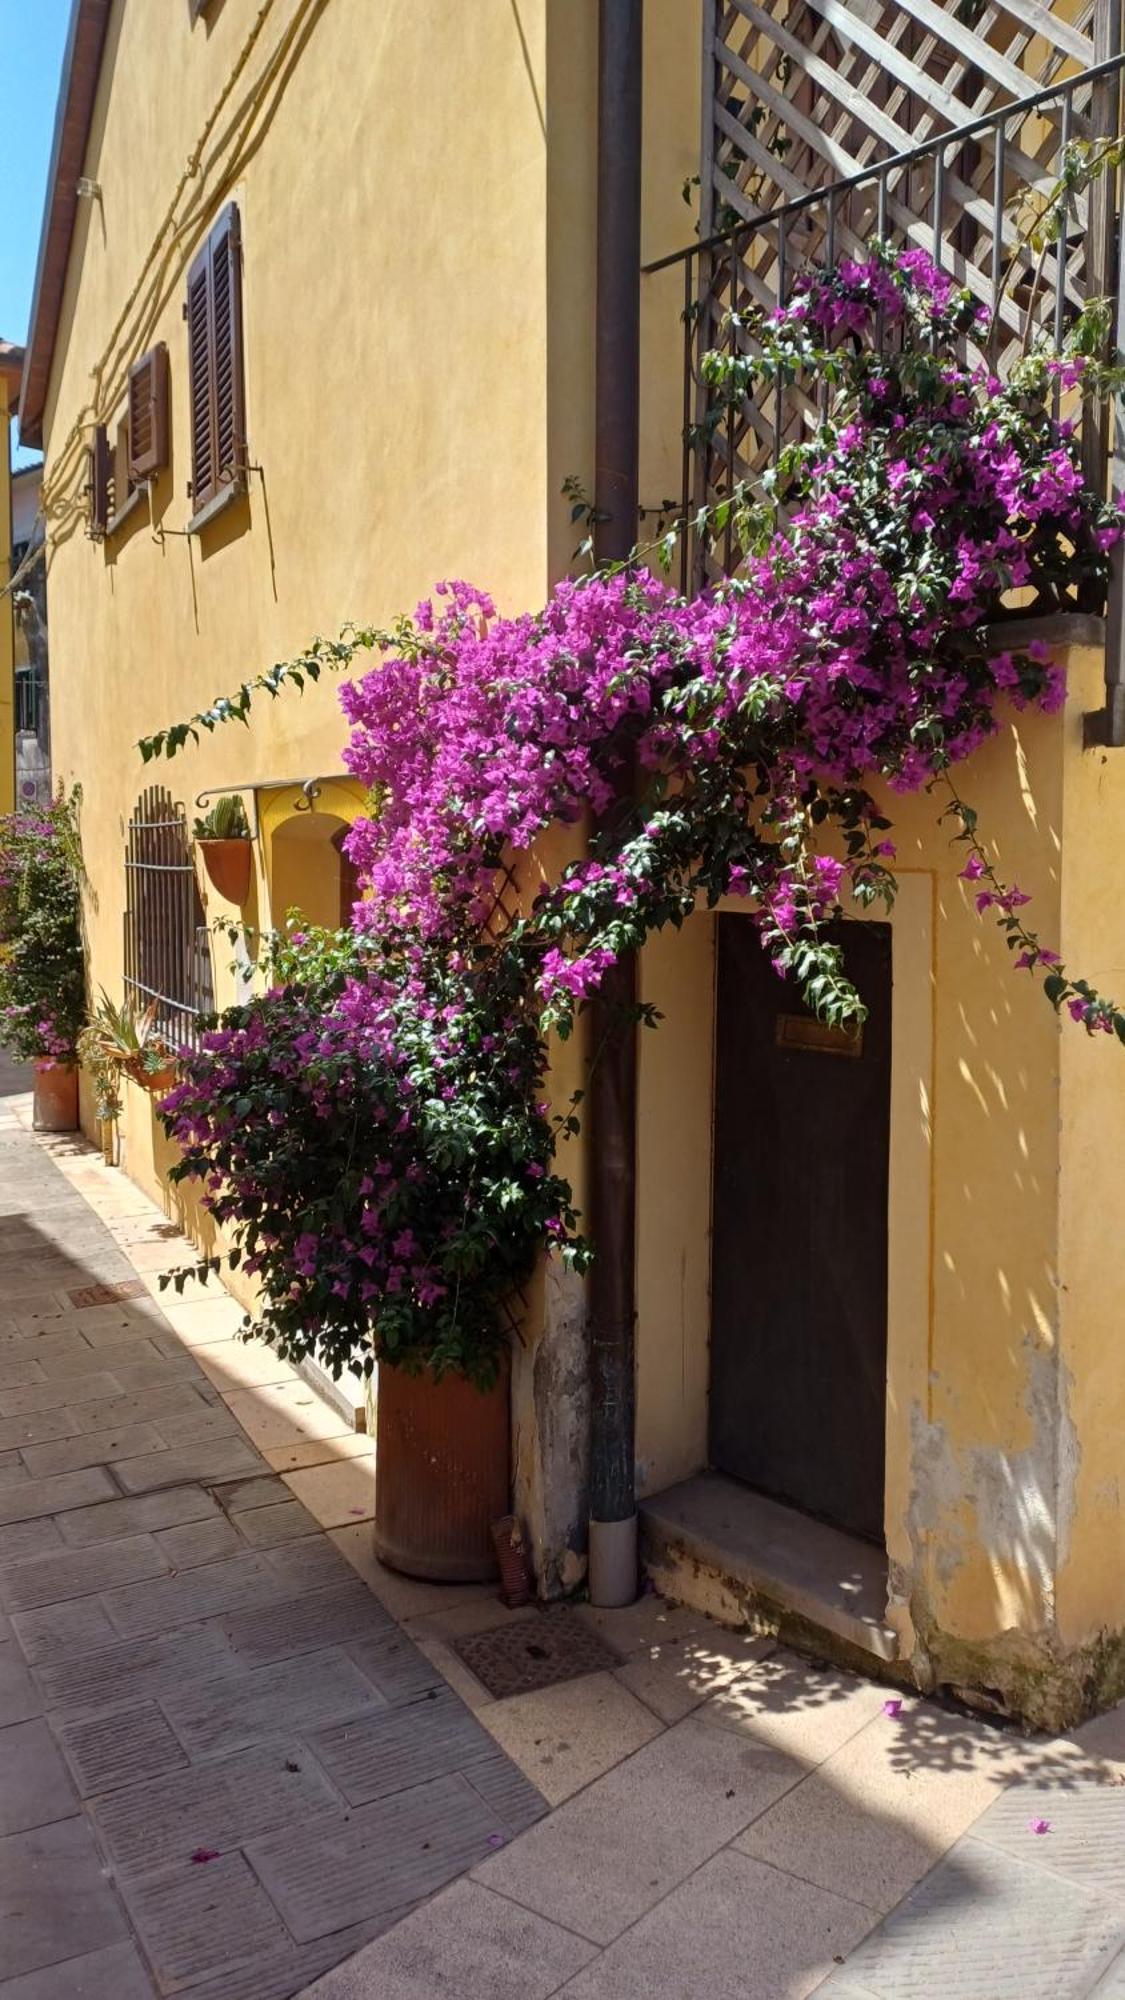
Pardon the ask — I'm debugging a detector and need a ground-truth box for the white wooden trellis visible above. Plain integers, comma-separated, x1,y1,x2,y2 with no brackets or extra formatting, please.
694,0,1121,582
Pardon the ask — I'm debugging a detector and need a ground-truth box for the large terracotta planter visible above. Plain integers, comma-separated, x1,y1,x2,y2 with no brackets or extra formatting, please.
197,837,252,904
33,1062,79,1132
374,1354,511,1582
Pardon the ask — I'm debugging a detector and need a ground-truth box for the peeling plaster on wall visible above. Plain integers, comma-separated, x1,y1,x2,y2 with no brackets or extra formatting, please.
512,1262,589,1597
907,1341,1080,1655
907,1399,967,1592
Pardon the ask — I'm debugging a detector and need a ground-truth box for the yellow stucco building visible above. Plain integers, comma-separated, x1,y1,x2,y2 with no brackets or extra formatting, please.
20,0,1125,1725
0,342,24,817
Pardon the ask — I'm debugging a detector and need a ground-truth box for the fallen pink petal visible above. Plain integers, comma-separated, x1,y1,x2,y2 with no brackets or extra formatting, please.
883,1698,903,1718
1029,1818,1051,1835
190,1848,221,1864
486,1833,507,1849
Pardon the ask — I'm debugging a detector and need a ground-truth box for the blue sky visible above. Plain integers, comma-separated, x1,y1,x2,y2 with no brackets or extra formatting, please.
1,0,70,468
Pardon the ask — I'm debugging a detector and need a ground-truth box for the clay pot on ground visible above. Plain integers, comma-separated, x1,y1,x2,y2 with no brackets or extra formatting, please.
196,837,252,904
33,1062,79,1132
373,1352,511,1582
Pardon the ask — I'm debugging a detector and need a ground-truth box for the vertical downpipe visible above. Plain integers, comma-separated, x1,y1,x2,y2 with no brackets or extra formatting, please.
587,0,643,1608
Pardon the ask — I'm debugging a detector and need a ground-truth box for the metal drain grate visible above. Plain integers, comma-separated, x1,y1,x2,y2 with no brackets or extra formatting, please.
453,1606,621,1699
67,1279,147,1308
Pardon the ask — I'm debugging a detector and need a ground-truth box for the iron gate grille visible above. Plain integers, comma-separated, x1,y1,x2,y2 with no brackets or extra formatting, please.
124,787,214,1049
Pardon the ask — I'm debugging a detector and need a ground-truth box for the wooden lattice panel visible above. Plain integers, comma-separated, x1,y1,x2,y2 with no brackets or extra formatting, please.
696,0,1118,580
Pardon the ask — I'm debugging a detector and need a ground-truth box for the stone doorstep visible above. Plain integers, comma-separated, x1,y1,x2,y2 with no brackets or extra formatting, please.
640,1472,899,1667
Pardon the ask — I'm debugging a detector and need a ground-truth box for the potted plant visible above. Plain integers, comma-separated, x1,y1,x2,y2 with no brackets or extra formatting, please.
0,792,85,1131
159,925,573,1582
193,794,253,903
78,993,178,1156
76,1010,124,1162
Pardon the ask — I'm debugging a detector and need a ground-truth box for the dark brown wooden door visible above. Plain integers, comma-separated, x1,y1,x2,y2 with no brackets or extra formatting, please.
709,916,892,1543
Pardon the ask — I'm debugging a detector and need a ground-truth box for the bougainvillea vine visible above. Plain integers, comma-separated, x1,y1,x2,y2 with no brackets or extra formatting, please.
157,247,1125,1377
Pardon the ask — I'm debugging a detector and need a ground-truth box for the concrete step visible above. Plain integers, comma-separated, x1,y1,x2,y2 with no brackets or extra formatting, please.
640,1472,899,1665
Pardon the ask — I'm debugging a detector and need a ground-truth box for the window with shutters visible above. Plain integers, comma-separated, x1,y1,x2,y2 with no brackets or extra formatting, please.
106,415,140,536
186,204,247,528
87,426,111,538
127,343,169,482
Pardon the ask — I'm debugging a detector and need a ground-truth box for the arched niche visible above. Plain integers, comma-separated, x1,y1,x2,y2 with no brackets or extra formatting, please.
269,809,359,930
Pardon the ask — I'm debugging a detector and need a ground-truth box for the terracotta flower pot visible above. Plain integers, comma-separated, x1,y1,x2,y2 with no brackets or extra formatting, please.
197,837,252,904
124,1057,177,1095
33,1062,79,1132
374,1353,511,1582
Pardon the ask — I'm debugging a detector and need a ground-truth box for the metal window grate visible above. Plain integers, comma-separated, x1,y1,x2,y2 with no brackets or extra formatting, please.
124,787,214,1049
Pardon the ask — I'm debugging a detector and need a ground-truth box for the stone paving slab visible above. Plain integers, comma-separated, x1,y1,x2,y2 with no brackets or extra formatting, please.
0,1816,130,1983
249,1773,515,1941
0,1717,79,1835
830,1837,1125,1997
0,1532,170,1612
118,1852,283,1990
57,1701,190,1797
0,1940,157,2000
0,1105,549,1999
11,1597,120,1666
309,1684,497,1805
55,1486,222,1546
91,1743,339,1880
163,1650,387,1758
36,1624,237,1714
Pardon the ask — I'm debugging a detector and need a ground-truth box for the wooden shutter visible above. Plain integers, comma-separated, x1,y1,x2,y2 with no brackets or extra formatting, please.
127,342,169,480
109,416,137,530
185,203,246,516
186,240,214,509
210,205,246,494
88,425,111,536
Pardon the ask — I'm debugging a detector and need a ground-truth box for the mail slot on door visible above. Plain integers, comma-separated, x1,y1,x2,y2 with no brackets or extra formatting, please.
775,1014,863,1058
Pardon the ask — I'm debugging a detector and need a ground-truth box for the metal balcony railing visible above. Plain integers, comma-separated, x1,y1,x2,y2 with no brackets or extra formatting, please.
644,50,1125,743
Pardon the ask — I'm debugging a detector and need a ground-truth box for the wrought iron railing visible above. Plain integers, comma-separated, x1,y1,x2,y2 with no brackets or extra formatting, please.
124,789,215,1050
644,51,1125,740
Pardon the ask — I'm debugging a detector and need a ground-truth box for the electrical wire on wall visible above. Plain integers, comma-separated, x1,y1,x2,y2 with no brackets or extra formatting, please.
17,0,330,592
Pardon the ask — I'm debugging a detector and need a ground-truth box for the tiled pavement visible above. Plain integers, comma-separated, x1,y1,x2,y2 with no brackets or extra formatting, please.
8,1061,1125,2000
0,1072,545,2000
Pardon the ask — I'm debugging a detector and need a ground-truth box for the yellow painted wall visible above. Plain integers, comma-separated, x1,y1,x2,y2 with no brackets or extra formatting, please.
0,404,15,817
39,0,698,1201
633,633,1125,1705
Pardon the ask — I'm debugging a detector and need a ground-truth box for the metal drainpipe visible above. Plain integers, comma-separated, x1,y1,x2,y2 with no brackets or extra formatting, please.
587,0,643,1609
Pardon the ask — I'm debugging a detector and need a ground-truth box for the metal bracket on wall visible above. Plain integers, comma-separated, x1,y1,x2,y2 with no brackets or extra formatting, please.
192,776,344,842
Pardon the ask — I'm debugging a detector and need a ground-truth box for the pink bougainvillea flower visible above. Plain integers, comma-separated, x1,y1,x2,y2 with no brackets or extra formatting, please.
190,1848,221,1864
882,1698,903,1718
1029,1817,1051,1835
960,854,987,881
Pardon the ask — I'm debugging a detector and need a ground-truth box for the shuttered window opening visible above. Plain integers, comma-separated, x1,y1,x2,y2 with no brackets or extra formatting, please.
88,425,111,538
106,415,142,536
127,343,169,481
124,789,215,1051
186,203,247,523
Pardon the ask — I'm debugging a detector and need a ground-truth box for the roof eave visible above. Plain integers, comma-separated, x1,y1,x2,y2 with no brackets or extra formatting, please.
18,0,113,451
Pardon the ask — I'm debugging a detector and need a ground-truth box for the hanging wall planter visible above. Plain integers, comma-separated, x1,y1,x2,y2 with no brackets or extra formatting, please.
373,1352,511,1582
193,795,253,905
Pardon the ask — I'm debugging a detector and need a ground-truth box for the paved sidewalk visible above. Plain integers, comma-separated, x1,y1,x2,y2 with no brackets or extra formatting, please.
304,1587,1125,2000
0,1079,545,1999
7,1070,1125,1999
